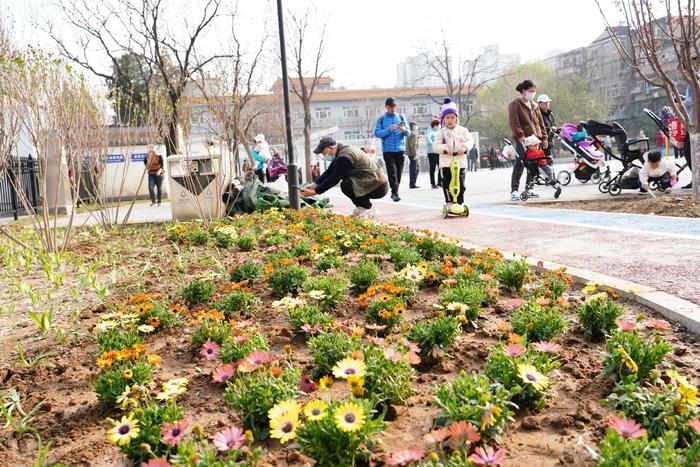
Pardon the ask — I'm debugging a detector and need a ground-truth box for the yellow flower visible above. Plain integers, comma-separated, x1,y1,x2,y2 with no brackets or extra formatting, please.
146,354,162,367
668,370,698,407
347,375,365,397
107,414,140,446
332,357,367,379
96,354,114,369
303,400,328,421
334,402,366,432
616,347,639,373
269,412,299,444
268,399,302,421
122,369,133,380
319,375,334,391
517,364,550,391
480,404,502,431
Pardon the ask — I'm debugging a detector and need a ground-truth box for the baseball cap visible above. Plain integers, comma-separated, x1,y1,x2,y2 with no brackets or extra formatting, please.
313,136,336,154
537,95,552,103
385,97,397,106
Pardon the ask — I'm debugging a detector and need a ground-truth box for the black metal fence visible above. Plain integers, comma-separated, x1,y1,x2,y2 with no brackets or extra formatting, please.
0,155,41,220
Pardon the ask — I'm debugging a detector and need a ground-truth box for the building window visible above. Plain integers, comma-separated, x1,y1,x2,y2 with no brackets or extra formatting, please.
315,107,331,119
413,103,428,115
344,130,362,140
466,102,474,113
343,107,359,118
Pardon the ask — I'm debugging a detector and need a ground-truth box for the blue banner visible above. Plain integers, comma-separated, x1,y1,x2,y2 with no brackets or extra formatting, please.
107,154,125,164
131,153,147,162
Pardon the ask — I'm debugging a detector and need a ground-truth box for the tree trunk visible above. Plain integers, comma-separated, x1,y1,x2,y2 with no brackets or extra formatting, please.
166,120,178,155
303,109,312,184
690,131,700,202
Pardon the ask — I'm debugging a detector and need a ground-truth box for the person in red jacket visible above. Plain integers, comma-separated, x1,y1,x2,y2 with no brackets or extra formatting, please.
523,135,561,198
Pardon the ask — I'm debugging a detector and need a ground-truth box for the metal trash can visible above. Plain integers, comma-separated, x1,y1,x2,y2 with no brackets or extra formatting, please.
167,154,225,221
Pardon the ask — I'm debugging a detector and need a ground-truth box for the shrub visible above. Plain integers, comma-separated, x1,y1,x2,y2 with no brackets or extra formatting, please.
439,283,489,325
349,260,380,292
117,401,183,462
190,320,233,349
415,236,460,261
291,240,312,259
180,280,216,306
365,296,406,335
511,299,568,343
303,276,349,311
603,330,672,382
96,329,145,354
214,290,260,318
433,371,515,441
210,230,235,248
362,344,415,408
141,302,183,330
597,430,699,467
316,254,343,272
406,316,460,359
94,361,154,406
220,332,269,363
268,265,308,298
235,233,258,252
483,343,559,409
495,258,530,291
389,247,422,271
295,398,386,466
184,230,210,245
223,366,300,438
229,260,263,283
385,277,420,302
287,304,334,334
309,331,363,378
578,296,624,341
603,380,700,448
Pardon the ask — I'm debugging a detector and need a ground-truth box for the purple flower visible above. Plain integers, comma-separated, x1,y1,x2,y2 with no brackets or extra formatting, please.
299,374,317,393
199,340,221,361
609,417,647,439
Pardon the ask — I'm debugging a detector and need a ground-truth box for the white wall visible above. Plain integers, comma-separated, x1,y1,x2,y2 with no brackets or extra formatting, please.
102,144,168,200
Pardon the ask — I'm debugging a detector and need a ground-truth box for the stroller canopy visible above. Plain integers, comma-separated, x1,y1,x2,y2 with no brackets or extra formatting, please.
585,120,627,138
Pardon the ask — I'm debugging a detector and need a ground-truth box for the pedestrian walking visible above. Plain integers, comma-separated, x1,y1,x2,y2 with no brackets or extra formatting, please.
374,97,410,201
508,79,548,201
487,145,498,169
252,134,271,183
680,54,699,189
425,118,441,188
406,122,420,188
537,95,557,158
468,145,478,171
143,147,164,206
603,135,613,161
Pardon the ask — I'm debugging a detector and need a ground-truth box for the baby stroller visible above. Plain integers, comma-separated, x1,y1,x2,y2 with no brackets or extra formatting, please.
503,138,562,201
582,119,648,196
643,107,689,179
554,123,607,186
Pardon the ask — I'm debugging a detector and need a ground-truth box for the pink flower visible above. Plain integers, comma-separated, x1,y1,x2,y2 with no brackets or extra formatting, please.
364,323,387,331
199,340,221,360
213,426,246,452
687,418,700,436
609,417,647,439
448,421,480,450
299,374,317,393
615,320,637,332
504,343,526,358
301,323,322,334
506,298,526,309
423,427,450,444
646,318,671,330
142,460,171,467
532,341,562,353
468,446,507,466
211,364,235,384
237,351,276,373
252,258,263,264
384,348,403,362
388,447,426,466
403,351,421,365
366,335,385,345
160,420,188,446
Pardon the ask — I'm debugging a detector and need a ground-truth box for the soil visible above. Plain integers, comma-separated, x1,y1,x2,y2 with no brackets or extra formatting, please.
533,193,700,218
0,223,698,466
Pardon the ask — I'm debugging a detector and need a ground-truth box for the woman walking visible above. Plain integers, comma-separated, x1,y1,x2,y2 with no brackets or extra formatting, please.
508,79,548,200
425,118,441,188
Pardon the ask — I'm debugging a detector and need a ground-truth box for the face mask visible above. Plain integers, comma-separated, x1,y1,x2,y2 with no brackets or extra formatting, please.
323,155,334,162
526,92,536,101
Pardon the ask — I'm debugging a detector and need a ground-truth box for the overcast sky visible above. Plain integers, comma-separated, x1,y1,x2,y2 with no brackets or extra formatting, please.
3,0,625,90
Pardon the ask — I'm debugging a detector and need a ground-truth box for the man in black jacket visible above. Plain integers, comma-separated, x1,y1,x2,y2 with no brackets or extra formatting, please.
537,95,557,157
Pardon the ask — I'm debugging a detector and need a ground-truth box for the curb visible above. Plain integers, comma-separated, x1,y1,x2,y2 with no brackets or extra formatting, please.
455,240,700,334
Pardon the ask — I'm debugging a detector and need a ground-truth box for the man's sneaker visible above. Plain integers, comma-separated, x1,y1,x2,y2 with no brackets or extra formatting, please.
348,207,368,217
528,191,540,198
682,183,692,189
360,207,378,219
510,191,519,201
410,185,420,189
391,193,401,202
664,187,672,194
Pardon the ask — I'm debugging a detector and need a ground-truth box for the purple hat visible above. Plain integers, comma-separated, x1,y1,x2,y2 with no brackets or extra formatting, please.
440,97,459,123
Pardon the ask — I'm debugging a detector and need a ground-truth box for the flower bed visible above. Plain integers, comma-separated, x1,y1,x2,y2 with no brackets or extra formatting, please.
0,209,698,466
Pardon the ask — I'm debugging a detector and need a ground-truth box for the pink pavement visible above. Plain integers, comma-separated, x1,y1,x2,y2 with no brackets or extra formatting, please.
327,195,700,306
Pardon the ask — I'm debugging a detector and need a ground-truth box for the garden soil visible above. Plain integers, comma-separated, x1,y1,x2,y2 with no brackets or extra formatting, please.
534,193,700,217
0,226,698,466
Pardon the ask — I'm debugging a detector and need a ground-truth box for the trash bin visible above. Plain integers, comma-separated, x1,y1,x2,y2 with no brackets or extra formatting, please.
167,154,225,220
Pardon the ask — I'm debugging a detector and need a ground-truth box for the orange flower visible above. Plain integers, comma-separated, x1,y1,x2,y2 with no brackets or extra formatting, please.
127,294,151,305
351,350,365,361
508,333,524,345
96,354,114,369
497,320,512,332
132,343,147,355
134,303,154,317
392,303,405,315
270,366,282,378
146,354,162,367
378,309,392,320
116,349,137,361
147,316,161,328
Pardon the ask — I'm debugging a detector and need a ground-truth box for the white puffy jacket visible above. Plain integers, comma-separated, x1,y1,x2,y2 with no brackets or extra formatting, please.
432,125,475,169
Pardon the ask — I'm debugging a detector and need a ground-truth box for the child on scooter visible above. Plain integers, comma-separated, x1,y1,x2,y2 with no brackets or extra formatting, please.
432,97,474,212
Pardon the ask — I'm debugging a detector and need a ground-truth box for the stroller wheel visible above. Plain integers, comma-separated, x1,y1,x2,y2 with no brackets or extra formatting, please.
591,172,601,184
599,181,610,194
608,183,622,196
557,170,572,186
520,192,530,201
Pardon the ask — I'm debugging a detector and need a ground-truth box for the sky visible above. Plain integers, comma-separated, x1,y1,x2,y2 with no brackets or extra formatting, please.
2,0,626,91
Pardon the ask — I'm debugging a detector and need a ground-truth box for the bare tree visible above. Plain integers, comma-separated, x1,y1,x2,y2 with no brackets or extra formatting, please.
596,1,700,200
47,0,232,155
286,2,330,182
420,35,510,126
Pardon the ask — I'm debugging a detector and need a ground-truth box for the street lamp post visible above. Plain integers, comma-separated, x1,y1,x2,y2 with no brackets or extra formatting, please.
276,0,301,210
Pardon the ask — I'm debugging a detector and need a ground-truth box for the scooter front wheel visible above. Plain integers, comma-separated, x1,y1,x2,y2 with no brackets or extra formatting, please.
441,207,448,219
